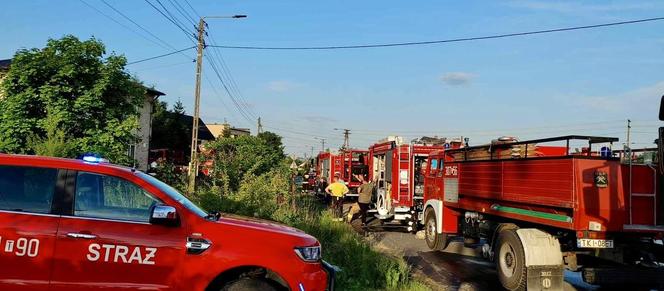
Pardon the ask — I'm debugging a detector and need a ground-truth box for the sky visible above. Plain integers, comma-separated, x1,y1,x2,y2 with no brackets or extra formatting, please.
2,0,664,155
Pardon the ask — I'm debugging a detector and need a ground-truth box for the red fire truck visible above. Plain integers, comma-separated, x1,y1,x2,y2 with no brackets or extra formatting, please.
367,136,447,228
316,149,368,194
421,135,664,290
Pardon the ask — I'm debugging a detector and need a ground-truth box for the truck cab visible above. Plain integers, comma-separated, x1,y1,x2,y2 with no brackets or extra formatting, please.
0,154,334,291
367,136,446,228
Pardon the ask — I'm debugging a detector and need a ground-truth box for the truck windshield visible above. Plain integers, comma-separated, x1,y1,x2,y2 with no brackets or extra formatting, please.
138,172,208,218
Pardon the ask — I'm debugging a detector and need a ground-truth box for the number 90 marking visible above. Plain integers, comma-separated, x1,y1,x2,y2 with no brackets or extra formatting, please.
15,238,39,257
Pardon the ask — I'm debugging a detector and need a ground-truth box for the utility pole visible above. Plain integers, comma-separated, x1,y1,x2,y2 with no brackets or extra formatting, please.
343,129,350,150
257,117,263,135
187,14,246,195
626,118,633,224
315,137,326,153
187,17,206,195
625,119,632,161
333,128,351,150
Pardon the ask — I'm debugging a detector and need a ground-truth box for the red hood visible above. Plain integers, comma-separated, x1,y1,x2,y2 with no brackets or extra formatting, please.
217,213,318,245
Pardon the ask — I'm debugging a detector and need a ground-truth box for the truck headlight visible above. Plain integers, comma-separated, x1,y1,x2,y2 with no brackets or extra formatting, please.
294,246,321,262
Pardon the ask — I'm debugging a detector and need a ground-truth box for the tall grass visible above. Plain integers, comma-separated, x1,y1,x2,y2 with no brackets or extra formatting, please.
198,179,429,291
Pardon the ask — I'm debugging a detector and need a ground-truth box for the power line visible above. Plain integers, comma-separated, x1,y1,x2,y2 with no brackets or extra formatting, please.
182,0,201,18
131,60,194,71
79,0,171,50
143,0,197,43
209,16,664,50
166,0,197,27
127,46,196,65
205,54,254,122
202,71,247,127
263,125,327,138
206,29,257,119
351,119,631,135
205,54,255,124
99,0,187,54
155,0,193,32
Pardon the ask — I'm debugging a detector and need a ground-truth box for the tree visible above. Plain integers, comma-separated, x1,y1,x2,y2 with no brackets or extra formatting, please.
150,100,190,163
258,131,285,157
172,98,186,115
0,35,144,165
203,134,286,192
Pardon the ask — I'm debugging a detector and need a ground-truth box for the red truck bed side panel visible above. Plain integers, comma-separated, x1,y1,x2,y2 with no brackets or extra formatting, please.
458,159,574,209
502,160,574,208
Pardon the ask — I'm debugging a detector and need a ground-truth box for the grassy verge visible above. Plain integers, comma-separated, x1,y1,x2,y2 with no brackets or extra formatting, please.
198,187,429,291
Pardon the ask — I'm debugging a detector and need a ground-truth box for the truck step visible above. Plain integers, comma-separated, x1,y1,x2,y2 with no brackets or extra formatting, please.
374,214,394,220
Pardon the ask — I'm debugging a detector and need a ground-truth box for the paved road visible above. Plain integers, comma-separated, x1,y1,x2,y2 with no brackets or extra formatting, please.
350,216,592,291
369,228,593,290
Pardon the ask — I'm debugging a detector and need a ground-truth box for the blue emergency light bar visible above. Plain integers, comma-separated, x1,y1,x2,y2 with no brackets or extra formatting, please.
79,153,108,164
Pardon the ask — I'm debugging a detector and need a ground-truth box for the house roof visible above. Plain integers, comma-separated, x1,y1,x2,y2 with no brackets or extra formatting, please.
146,88,165,96
0,59,11,70
206,123,251,138
178,114,216,141
206,124,226,138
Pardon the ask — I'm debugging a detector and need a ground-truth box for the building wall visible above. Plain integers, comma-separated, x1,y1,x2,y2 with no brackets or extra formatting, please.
206,123,251,139
0,71,7,99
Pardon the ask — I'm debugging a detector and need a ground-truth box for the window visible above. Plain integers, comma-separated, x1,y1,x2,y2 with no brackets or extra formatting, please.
74,172,160,222
0,165,58,214
430,159,439,170
138,172,207,218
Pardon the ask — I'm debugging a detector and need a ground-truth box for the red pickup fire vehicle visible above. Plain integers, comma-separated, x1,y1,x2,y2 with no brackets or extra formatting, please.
0,154,335,291
367,136,447,228
421,135,664,290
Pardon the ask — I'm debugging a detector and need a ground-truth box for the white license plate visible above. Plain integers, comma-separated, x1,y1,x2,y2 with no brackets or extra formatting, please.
577,238,614,249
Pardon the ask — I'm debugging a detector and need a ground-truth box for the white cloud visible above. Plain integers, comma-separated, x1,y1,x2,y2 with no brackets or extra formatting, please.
572,81,664,112
266,80,301,92
440,72,475,86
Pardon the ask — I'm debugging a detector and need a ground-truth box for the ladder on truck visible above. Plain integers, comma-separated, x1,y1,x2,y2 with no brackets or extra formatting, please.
622,148,664,231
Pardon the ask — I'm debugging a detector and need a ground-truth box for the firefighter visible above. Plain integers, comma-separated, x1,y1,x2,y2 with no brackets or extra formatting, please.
347,174,374,227
325,174,348,221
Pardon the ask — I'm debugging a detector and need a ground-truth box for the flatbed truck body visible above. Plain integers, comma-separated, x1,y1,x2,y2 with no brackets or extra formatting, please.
421,135,664,290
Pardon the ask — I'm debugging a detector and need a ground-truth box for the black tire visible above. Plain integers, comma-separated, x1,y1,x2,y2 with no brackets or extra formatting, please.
424,208,447,251
496,230,527,291
221,278,279,291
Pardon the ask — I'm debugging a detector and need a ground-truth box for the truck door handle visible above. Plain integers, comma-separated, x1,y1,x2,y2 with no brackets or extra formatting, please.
67,233,97,239
186,237,211,255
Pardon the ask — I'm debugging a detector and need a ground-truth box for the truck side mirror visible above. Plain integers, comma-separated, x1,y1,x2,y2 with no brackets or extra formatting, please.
659,95,664,121
150,205,179,227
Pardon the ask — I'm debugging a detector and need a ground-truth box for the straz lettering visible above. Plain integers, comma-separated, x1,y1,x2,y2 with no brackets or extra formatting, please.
87,243,157,265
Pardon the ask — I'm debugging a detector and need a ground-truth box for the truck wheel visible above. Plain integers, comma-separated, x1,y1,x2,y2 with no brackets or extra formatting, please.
496,230,527,291
424,208,447,251
221,278,279,291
